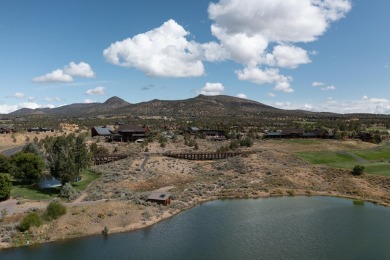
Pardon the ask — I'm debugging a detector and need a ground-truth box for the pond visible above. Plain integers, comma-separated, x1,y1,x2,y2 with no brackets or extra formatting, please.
1,196,390,259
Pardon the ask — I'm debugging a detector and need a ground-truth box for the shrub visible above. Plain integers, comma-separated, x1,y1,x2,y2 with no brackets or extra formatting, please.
352,165,365,176
102,226,109,236
0,174,12,201
240,137,253,147
60,183,79,201
18,213,42,232
44,201,67,220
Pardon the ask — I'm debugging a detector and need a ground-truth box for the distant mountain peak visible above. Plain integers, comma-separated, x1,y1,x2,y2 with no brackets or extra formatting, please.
103,96,129,106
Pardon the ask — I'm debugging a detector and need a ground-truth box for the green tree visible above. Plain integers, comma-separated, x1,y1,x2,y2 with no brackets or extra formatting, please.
0,174,12,201
352,165,365,176
74,136,91,175
48,135,91,185
11,153,45,184
0,154,11,173
22,143,41,156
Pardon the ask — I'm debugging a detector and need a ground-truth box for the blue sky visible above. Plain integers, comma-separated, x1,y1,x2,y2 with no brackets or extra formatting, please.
0,0,389,114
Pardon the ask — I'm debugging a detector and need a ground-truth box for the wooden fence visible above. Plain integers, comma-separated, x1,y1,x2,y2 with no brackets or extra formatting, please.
164,151,253,160
92,154,128,165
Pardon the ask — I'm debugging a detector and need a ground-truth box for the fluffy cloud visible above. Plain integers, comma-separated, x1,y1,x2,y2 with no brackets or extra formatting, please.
237,93,247,99
271,45,311,68
63,62,95,78
103,19,206,77
321,85,336,91
84,99,96,103
208,0,351,91
312,81,325,87
236,67,293,93
33,69,74,83
33,62,95,83
268,92,276,97
199,82,225,96
0,102,55,114
0,104,18,114
102,0,351,92
270,95,390,114
28,96,37,102
209,0,351,43
86,86,106,95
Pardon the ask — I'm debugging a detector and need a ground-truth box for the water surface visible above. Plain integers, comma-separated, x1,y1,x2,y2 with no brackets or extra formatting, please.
2,196,390,259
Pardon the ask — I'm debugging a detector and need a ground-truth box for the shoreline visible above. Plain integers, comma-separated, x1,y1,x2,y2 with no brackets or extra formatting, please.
1,189,389,251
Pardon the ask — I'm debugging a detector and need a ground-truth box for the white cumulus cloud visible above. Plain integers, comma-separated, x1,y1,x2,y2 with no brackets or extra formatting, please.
199,82,225,96
321,85,336,91
33,69,74,83
236,67,293,93
84,99,96,103
272,45,311,68
312,81,325,87
237,93,247,99
63,62,95,78
207,0,351,92
0,104,18,114
103,19,206,78
33,61,95,83
86,86,106,95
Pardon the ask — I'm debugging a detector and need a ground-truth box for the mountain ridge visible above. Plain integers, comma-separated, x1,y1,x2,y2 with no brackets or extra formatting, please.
5,94,340,117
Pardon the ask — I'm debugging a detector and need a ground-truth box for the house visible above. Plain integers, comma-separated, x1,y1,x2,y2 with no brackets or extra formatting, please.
91,126,113,138
116,125,149,142
281,128,304,138
0,126,15,134
311,129,332,139
264,131,282,138
147,192,172,206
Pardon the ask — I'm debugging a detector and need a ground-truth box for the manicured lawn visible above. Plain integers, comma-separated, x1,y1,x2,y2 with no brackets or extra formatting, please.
10,170,99,200
72,170,99,192
297,146,390,176
297,151,355,164
350,146,390,161
11,183,60,200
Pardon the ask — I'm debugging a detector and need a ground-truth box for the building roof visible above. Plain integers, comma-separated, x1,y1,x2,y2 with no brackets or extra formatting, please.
148,192,171,201
92,126,113,136
281,128,304,135
117,125,146,133
265,132,282,136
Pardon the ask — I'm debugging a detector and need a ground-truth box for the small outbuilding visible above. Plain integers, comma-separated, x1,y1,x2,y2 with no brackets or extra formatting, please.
147,192,172,206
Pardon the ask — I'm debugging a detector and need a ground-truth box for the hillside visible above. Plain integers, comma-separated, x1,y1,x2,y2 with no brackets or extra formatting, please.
7,94,376,119
8,95,284,117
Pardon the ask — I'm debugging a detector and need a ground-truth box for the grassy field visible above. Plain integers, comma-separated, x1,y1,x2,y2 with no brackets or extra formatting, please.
297,151,355,164
350,146,390,161
296,144,390,176
11,184,59,200
72,170,99,191
11,170,99,200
